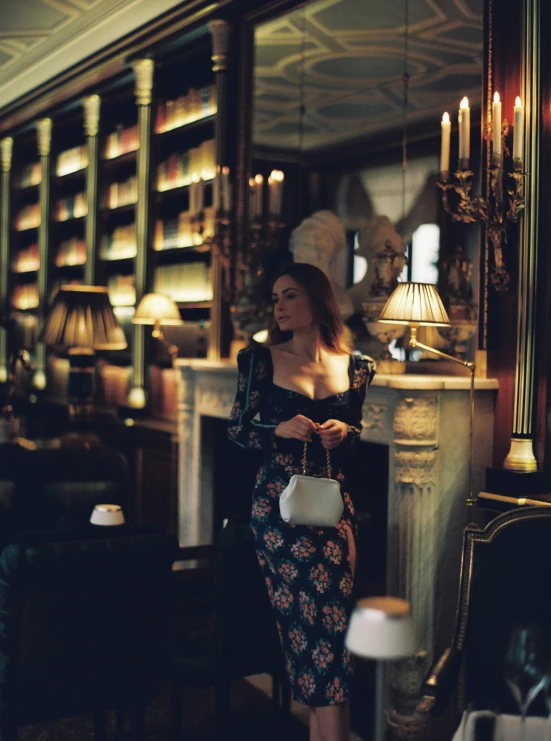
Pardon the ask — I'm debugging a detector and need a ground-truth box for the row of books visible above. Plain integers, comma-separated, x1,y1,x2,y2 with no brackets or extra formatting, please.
155,85,217,134
107,274,136,307
56,237,86,267
97,361,132,407
100,223,137,260
157,139,215,192
12,283,38,310
56,145,88,177
18,163,41,189
153,206,215,251
153,262,212,303
56,192,87,221
105,124,139,160
11,244,39,273
15,203,40,231
107,176,137,209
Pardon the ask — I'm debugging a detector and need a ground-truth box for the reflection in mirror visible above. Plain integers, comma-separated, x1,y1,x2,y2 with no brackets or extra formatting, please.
248,0,483,367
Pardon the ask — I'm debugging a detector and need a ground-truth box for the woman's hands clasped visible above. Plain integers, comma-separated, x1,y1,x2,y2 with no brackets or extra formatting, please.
275,415,348,449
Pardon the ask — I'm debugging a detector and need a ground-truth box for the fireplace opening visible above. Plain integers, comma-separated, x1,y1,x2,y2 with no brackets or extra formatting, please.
206,417,388,596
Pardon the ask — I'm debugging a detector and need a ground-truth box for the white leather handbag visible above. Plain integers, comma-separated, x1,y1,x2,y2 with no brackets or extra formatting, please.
279,442,343,527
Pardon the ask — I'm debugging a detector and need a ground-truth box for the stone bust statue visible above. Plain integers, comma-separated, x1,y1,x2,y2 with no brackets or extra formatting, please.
290,210,353,319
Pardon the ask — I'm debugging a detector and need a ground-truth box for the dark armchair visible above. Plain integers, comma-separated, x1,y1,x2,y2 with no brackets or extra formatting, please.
0,526,178,740
416,507,551,734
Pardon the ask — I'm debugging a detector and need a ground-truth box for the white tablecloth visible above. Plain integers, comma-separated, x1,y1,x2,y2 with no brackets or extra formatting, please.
452,711,550,741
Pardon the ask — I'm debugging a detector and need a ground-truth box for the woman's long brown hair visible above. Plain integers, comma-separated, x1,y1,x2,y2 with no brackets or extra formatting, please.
268,262,349,353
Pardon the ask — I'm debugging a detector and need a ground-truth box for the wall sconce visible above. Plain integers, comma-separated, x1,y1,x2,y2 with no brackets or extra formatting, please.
132,293,183,364
378,282,476,507
438,94,526,291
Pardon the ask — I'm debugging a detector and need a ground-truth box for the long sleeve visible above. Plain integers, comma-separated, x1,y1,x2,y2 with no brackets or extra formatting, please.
227,347,277,451
342,355,376,448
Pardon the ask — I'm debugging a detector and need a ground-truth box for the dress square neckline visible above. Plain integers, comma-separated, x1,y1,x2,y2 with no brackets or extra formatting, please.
266,347,354,403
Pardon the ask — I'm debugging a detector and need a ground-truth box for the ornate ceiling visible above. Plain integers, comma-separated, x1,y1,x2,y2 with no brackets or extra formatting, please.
0,0,186,110
253,0,483,152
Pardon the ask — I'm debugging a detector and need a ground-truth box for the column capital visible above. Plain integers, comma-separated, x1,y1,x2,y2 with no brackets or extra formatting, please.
83,94,101,136
1,137,13,172
208,19,230,72
36,118,52,156
132,58,154,106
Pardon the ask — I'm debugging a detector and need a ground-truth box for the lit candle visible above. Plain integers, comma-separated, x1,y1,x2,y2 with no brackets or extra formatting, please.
440,112,451,178
221,166,231,213
268,171,277,216
254,173,263,220
459,96,470,164
249,177,256,220
513,96,524,163
492,92,502,157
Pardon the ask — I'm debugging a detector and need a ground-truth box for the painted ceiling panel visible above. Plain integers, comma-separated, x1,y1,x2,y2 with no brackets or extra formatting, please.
1,0,68,31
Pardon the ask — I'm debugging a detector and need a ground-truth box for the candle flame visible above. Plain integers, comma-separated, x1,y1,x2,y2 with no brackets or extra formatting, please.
269,169,284,182
515,96,522,107
254,173,263,184
493,92,500,103
442,112,450,123
460,96,469,109
222,166,230,176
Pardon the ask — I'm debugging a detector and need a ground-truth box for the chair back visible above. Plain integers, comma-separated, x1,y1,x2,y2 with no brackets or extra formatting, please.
0,527,177,727
454,507,551,713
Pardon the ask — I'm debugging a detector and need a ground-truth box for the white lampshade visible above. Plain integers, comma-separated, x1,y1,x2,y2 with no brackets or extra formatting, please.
132,293,183,326
90,504,125,526
378,282,450,327
345,597,417,660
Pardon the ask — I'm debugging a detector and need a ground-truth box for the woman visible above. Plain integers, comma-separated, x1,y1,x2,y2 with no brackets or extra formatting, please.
227,262,375,741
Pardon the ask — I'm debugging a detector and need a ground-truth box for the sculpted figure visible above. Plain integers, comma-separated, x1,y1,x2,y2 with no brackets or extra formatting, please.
290,210,354,319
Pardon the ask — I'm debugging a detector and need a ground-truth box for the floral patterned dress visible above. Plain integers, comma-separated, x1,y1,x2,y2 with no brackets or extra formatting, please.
227,345,375,707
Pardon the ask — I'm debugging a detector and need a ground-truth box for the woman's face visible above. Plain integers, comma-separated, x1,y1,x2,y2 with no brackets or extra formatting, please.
272,275,314,333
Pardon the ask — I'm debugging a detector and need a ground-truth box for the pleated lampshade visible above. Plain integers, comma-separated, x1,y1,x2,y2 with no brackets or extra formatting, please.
42,285,127,350
132,293,183,326
378,282,450,327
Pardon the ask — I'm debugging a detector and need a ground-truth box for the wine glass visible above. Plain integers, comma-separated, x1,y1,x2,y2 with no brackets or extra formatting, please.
504,622,548,740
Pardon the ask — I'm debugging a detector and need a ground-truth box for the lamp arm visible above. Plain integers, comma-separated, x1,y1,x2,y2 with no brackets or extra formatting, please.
151,322,179,362
409,337,475,372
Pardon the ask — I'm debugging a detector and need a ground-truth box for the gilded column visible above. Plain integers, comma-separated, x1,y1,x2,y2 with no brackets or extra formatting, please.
503,0,540,472
127,59,154,410
0,137,13,383
83,94,100,285
207,20,230,361
33,117,52,391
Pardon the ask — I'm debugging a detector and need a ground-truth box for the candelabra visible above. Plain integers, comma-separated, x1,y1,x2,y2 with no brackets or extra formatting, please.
202,209,233,303
438,101,526,292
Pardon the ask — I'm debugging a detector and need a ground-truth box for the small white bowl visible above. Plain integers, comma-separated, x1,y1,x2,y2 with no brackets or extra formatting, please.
90,504,125,526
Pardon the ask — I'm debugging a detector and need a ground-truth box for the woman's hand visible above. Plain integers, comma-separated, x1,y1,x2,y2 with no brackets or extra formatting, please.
275,415,319,442
319,419,348,449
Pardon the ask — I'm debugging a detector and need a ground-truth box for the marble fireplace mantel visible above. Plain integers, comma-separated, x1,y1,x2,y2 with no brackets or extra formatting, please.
174,358,498,729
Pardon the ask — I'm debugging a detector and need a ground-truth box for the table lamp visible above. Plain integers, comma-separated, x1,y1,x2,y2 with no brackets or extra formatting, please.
132,293,183,363
42,285,127,420
346,597,417,741
90,504,125,526
378,281,476,506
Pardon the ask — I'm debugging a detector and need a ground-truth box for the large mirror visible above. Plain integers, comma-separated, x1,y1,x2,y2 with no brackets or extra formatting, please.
243,0,484,366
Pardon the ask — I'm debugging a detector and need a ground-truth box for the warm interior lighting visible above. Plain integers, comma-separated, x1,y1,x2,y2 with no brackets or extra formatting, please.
515,95,522,107
133,292,183,362
460,96,469,109
42,285,127,419
494,91,500,104
442,111,450,124
252,329,269,344
378,282,476,507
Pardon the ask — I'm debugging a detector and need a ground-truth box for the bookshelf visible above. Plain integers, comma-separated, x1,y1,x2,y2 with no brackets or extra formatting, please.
0,18,232,417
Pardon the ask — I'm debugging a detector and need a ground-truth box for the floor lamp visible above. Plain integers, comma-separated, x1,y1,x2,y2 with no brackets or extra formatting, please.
346,597,417,741
378,281,477,507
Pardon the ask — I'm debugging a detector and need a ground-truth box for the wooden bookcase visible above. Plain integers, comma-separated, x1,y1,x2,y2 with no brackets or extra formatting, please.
0,19,231,418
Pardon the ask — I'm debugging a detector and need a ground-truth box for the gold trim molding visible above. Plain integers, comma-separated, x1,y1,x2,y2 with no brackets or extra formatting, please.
83,94,101,136
36,117,52,156
208,19,230,72
132,58,154,106
1,137,13,172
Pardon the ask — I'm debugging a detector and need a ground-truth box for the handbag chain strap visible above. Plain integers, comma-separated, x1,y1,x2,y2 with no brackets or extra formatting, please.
301,442,332,479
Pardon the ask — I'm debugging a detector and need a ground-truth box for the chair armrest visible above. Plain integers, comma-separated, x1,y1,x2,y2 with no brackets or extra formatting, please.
416,646,463,717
